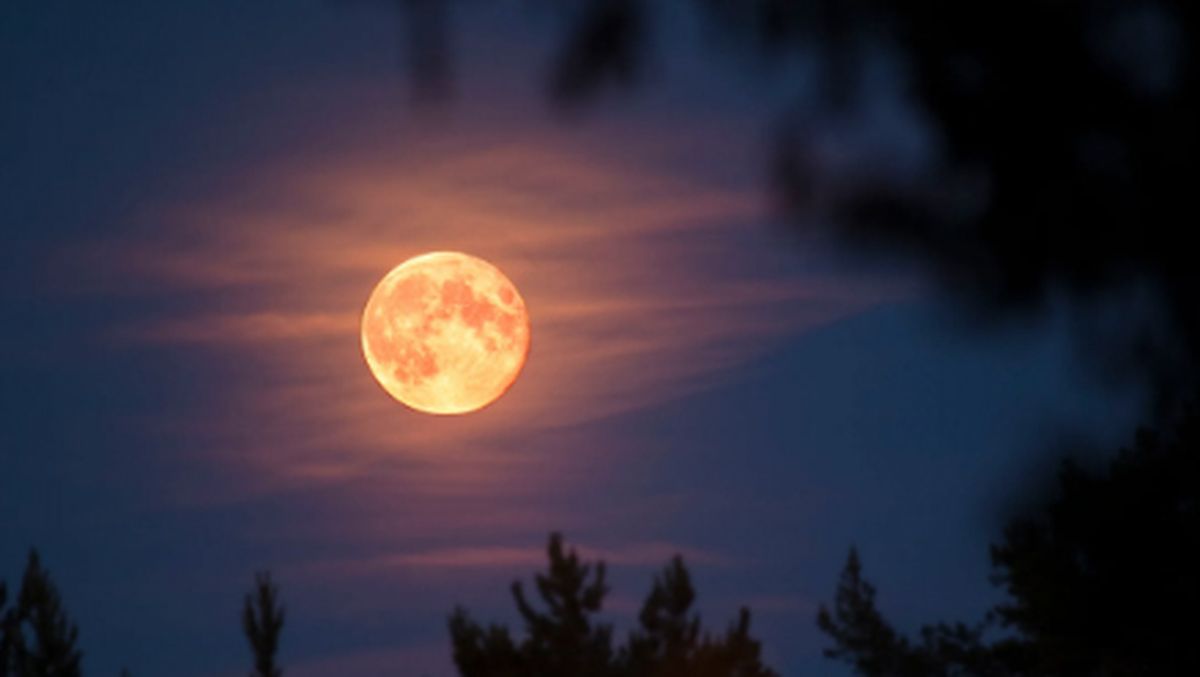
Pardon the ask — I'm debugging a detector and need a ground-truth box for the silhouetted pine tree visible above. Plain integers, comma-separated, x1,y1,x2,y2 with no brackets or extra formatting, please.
452,533,614,677
1,550,84,677
692,609,776,677
621,556,700,677
450,533,776,677
817,549,1003,677
242,572,285,677
816,548,918,676
514,534,614,676
447,610,526,677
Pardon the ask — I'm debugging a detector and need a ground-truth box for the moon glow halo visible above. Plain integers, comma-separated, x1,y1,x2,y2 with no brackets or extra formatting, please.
361,252,531,415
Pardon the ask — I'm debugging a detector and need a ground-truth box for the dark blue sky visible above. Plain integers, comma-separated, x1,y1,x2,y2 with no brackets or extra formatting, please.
2,2,1145,675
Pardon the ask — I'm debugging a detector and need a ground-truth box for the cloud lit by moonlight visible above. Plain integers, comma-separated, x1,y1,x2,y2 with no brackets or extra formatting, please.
73,105,897,500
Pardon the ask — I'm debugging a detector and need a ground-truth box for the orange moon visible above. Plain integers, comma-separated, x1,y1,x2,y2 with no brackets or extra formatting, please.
361,252,531,414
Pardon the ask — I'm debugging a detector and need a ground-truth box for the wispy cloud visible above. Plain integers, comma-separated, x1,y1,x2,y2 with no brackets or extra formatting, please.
68,101,895,511
293,540,735,583
111,312,355,343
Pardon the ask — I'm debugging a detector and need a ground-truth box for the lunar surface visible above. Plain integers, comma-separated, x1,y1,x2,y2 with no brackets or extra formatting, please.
361,252,531,414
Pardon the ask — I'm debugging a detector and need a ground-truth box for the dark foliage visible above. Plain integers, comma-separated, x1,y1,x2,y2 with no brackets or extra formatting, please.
818,548,1022,677
817,548,913,676
0,551,82,677
242,573,285,677
549,0,645,104
688,608,777,677
545,0,1200,411
449,533,776,677
818,405,1200,675
328,0,454,100
520,3,1200,674
377,0,1200,411
622,556,700,677
788,0,1198,412
988,410,1200,675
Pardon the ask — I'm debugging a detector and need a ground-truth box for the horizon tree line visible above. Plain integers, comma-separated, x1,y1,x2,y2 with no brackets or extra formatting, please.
5,395,1198,676
0,533,775,676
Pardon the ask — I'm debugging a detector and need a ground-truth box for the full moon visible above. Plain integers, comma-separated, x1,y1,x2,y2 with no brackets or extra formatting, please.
361,252,531,415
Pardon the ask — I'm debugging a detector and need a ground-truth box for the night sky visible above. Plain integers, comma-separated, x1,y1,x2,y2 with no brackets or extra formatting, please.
1,2,1146,675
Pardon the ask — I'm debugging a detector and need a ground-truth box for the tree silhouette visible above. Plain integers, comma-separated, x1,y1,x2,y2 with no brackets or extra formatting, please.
449,533,776,677
621,556,700,677
818,548,1017,677
816,548,918,676
450,533,614,677
0,551,83,677
689,609,776,677
765,0,1200,411
242,572,285,677
551,0,1200,398
511,535,615,677
818,405,1200,675
386,0,1200,409
987,411,1200,675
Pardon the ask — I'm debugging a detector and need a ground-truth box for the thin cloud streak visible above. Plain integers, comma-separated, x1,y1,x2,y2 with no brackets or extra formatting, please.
296,541,735,578
111,312,356,343
71,97,896,508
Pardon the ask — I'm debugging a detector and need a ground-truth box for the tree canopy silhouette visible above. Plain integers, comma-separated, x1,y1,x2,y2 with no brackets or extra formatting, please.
818,404,1200,676
570,0,1198,393
0,551,83,677
242,572,285,677
449,533,777,677
389,0,1200,409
